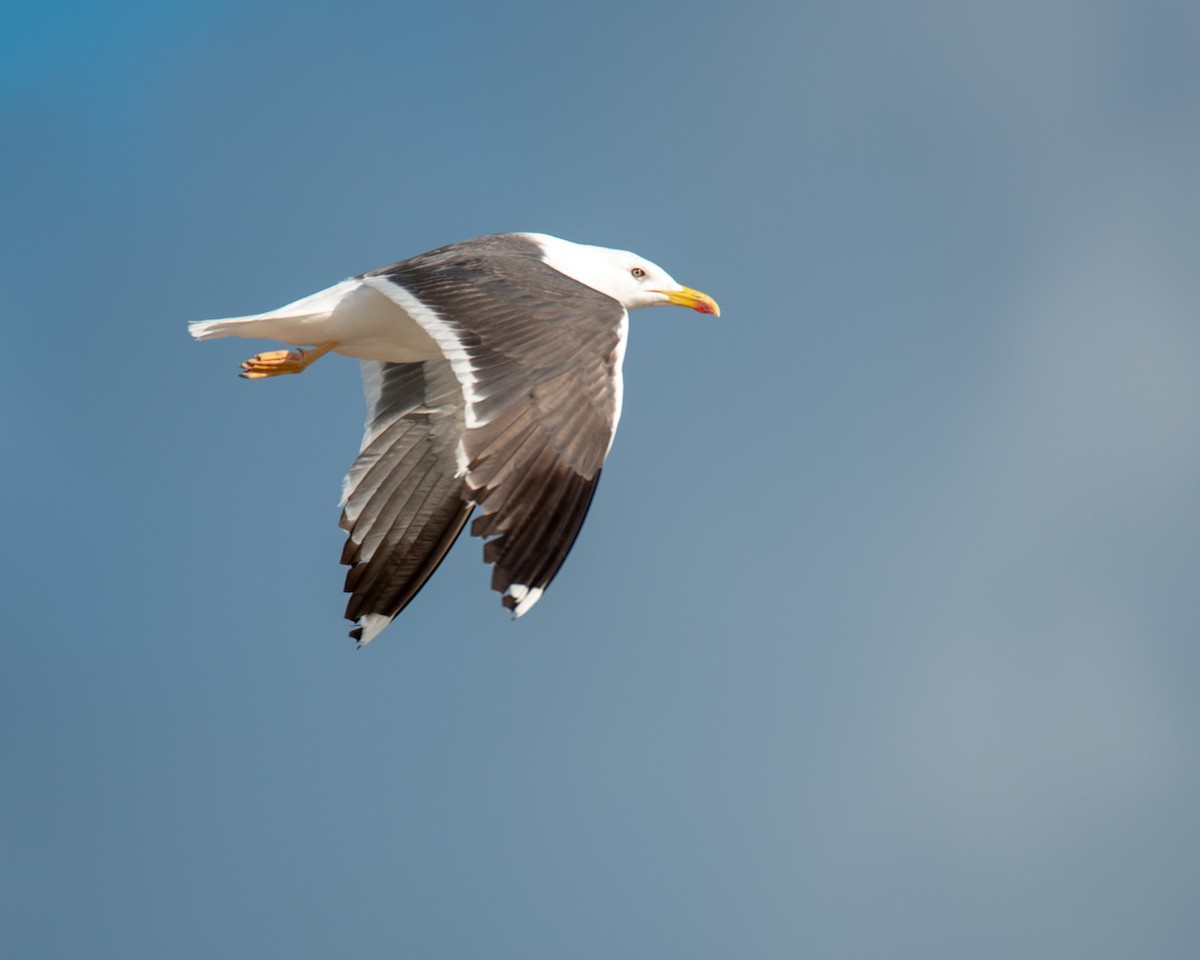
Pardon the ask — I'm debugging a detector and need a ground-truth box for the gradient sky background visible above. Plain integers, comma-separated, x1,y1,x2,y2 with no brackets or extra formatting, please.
3,1,1199,957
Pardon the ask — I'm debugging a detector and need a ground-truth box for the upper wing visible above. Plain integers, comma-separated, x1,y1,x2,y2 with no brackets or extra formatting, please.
339,358,473,644
365,241,627,616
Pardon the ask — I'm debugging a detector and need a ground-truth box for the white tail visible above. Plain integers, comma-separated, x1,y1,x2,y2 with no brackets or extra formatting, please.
187,279,364,344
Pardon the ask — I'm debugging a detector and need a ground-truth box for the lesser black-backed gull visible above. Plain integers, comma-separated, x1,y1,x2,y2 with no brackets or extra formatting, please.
190,232,719,644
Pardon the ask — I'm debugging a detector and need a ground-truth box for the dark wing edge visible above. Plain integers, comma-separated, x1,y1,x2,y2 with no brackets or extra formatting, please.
466,373,613,617
368,247,627,620
340,359,472,644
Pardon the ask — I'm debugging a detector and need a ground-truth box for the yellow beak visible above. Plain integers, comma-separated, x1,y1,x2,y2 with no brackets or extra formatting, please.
660,285,721,316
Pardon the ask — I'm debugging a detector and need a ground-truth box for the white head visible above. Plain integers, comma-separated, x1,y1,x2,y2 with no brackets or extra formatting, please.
526,233,720,315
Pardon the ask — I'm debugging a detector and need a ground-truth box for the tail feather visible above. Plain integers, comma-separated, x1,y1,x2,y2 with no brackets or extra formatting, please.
188,278,360,343
188,316,267,340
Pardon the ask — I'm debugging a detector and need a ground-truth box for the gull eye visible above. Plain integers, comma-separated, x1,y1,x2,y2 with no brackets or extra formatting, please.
630,266,646,279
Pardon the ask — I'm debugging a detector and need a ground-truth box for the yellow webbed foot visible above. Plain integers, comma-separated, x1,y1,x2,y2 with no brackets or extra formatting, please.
239,341,337,379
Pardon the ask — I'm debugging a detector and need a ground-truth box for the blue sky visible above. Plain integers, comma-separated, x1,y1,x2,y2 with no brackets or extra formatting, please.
3,1,1199,957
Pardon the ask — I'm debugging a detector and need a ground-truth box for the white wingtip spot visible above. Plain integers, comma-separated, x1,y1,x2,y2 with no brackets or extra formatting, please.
353,613,393,646
505,585,545,618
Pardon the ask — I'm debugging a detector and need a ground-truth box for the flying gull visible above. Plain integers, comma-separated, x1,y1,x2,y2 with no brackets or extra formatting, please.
190,232,719,644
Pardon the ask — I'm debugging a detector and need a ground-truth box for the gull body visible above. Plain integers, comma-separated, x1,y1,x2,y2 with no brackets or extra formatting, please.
190,232,719,644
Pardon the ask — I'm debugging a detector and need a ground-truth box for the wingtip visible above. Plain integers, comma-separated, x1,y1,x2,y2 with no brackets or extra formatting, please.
502,584,545,619
350,612,393,646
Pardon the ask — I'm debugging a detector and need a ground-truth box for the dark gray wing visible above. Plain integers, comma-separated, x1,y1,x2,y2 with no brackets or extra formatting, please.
339,358,472,644
366,236,625,616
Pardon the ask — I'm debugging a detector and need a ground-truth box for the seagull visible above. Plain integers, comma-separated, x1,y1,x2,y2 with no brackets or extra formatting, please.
190,232,719,644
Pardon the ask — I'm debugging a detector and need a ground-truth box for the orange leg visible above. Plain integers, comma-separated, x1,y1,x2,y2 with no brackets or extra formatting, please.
239,341,338,379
